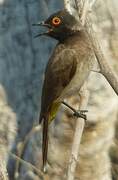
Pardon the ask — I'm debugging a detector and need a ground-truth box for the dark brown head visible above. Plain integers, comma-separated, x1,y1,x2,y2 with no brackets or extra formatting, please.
33,10,78,42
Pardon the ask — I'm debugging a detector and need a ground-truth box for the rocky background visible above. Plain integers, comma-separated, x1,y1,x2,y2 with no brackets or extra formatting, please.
0,0,118,179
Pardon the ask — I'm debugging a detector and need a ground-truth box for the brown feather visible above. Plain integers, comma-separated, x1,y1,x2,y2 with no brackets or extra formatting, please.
42,113,49,172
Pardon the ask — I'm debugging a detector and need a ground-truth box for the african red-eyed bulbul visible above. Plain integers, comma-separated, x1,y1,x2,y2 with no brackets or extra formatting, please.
33,9,94,172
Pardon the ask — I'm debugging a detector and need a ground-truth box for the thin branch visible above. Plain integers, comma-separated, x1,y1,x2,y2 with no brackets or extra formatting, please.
75,0,84,17
67,84,89,180
64,0,118,95
64,1,93,179
9,151,43,178
14,125,42,178
80,0,90,25
86,20,118,95
91,69,101,74
64,0,118,179
64,0,81,20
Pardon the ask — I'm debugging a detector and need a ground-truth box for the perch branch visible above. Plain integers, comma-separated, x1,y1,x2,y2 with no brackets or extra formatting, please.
64,1,92,180
64,0,118,179
67,84,89,180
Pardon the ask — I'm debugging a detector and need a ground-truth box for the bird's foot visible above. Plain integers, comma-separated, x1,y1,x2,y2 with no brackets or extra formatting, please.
62,101,88,120
73,110,88,120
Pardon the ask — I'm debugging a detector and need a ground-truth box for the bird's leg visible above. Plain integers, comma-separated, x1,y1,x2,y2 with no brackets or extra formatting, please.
62,101,88,120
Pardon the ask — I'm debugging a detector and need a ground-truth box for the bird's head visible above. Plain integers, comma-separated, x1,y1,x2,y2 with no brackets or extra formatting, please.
33,10,79,42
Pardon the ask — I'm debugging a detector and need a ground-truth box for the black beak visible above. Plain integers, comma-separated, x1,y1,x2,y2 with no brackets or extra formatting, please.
32,21,52,38
32,21,51,28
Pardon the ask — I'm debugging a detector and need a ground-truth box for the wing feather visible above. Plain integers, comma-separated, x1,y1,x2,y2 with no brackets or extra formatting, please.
40,47,77,120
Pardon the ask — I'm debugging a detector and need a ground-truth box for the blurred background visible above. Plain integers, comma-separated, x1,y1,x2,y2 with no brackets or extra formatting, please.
0,0,118,179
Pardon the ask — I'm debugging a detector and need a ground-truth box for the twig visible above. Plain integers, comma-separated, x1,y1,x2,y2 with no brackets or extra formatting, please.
67,84,89,180
64,0,118,179
64,0,82,20
64,1,92,179
9,151,44,178
14,125,42,178
64,0,118,95
86,20,118,95
80,0,90,25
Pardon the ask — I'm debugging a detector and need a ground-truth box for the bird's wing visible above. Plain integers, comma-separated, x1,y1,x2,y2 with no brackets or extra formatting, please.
40,48,77,119
40,48,77,172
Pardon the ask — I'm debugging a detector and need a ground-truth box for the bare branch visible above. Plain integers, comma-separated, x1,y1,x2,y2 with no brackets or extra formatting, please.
67,84,89,180
64,0,118,179
64,0,118,95
80,0,90,25
64,0,80,20
9,152,43,178
86,20,118,95
14,125,41,177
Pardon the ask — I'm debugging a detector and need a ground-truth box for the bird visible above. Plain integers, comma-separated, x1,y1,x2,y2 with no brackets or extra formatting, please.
33,9,94,172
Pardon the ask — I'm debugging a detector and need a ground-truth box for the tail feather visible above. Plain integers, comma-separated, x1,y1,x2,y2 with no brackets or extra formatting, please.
42,114,49,172
39,112,43,124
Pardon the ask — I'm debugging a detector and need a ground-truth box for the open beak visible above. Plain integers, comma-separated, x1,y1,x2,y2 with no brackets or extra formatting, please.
32,21,52,38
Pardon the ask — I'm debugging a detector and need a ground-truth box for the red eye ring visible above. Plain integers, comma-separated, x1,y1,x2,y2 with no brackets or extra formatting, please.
52,17,61,26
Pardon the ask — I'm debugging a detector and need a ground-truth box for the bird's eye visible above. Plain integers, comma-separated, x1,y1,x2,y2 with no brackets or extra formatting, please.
52,17,61,26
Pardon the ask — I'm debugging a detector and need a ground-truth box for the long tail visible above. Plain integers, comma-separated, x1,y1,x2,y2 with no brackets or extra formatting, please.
42,114,49,173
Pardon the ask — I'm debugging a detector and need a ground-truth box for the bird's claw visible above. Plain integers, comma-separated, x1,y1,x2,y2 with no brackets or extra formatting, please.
73,110,88,120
